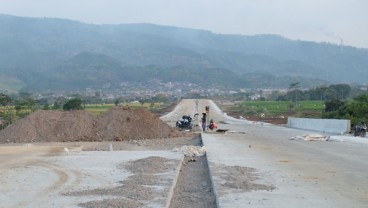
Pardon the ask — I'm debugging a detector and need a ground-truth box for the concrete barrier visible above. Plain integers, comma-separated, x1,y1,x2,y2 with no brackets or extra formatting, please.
287,117,351,134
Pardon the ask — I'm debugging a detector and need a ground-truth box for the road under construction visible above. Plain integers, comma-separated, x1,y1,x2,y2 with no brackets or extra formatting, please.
164,99,368,207
0,99,367,208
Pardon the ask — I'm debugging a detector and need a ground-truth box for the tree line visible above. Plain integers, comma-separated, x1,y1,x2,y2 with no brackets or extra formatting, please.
276,83,353,101
1,83,368,127
323,94,368,125
0,92,83,129
273,83,368,126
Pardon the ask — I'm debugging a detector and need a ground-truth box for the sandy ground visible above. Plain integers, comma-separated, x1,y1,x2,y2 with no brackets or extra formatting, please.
0,137,200,208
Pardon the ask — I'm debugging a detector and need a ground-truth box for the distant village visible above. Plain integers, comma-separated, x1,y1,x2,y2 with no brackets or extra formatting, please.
19,80,289,104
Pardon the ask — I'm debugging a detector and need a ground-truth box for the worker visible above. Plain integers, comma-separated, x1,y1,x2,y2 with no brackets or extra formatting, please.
209,119,217,130
193,112,199,127
201,112,207,131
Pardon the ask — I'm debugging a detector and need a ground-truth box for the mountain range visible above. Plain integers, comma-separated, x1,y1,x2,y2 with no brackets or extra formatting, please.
0,14,367,92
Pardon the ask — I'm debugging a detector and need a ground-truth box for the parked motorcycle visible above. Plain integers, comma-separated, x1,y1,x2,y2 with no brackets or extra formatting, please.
176,115,193,129
353,122,367,137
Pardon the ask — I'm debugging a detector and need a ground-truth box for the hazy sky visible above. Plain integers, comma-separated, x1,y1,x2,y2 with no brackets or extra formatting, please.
0,0,367,48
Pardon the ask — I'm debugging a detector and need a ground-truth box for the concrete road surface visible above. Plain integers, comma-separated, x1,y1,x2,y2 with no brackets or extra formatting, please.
167,99,368,208
0,145,183,208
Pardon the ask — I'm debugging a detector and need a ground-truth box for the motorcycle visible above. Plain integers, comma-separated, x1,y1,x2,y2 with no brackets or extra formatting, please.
353,122,367,137
176,115,193,129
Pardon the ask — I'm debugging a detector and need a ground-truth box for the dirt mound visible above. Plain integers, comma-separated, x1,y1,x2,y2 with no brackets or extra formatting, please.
95,106,180,141
0,106,181,143
54,111,96,142
0,110,96,143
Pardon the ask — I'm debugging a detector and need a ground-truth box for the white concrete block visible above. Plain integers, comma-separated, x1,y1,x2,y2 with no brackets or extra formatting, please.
287,117,350,134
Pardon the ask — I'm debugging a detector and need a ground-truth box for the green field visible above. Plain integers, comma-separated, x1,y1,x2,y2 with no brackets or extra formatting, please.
0,106,31,114
0,106,15,112
0,102,162,116
240,100,324,117
84,102,162,115
0,106,34,119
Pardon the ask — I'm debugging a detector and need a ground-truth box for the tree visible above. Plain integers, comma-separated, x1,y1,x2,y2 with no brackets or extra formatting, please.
289,82,300,89
354,94,368,103
289,82,301,102
330,84,351,100
324,88,337,100
53,97,67,110
18,91,32,98
324,99,345,112
1,111,16,129
152,94,168,103
42,104,51,110
114,99,119,106
323,94,368,125
63,98,83,111
14,96,36,111
0,93,12,106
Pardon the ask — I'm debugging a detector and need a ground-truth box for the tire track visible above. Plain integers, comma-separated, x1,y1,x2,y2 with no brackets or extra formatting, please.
2,158,84,207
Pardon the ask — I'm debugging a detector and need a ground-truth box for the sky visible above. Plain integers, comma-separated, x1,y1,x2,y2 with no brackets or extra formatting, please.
0,0,367,48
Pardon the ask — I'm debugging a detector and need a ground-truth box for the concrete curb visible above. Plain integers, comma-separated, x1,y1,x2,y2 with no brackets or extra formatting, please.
165,153,185,208
330,135,368,145
201,133,220,208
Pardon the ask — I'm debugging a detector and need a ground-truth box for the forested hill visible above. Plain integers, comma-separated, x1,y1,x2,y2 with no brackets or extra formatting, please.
0,14,367,92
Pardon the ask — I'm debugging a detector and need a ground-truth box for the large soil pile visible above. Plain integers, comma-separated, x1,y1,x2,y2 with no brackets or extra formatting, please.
0,106,181,143
95,107,181,141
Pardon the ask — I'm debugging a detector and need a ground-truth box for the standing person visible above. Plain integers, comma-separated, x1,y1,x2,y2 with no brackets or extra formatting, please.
201,112,207,131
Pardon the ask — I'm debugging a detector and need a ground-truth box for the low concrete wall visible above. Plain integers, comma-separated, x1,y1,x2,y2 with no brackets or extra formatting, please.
287,117,350,134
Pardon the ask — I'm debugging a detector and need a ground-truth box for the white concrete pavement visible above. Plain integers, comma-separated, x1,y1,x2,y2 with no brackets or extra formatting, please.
0,145,183,208
203,128,368,208
167,99,368,208
208,102,368,207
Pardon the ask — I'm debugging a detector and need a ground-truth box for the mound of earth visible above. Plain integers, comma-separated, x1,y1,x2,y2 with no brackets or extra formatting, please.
95,106,180,141
0,106,181,143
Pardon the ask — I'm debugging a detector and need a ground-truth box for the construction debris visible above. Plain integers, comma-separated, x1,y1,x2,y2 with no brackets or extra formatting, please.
173,145,206,157
290,134,330,141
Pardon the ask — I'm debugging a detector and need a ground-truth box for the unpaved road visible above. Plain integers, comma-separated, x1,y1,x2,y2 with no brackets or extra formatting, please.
167,99,368,208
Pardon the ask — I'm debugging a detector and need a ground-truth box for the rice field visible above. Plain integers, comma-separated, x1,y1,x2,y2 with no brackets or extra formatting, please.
240,100,324,116
0,102,162,117
84,102,162,115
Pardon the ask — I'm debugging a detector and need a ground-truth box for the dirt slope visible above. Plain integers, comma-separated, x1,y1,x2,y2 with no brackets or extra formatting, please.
0,106,181,143
95,106,181,141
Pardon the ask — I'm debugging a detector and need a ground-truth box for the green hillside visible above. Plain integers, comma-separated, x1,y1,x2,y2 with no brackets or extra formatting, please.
0,14,367,91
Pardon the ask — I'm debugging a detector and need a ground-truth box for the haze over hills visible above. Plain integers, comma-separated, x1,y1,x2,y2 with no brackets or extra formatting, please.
0,14,367,92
